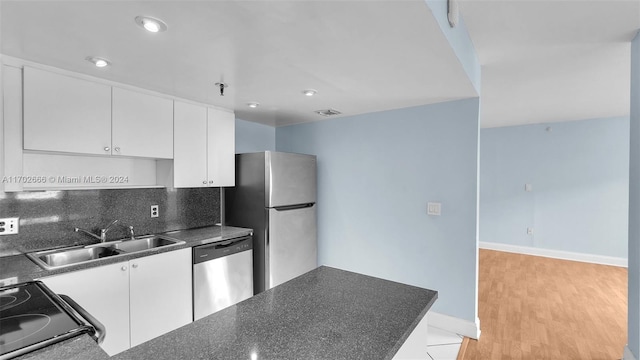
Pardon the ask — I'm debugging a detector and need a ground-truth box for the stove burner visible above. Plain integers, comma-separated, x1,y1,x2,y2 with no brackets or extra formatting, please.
0,314,51,346
0,296,16,308
0,289,31,312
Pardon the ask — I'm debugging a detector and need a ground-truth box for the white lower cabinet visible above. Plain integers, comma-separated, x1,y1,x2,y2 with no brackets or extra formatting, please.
129,249,192,347
41,262,130,355
40,248,192,356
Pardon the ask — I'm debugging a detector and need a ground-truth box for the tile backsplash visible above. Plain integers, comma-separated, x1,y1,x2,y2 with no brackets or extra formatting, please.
0,187,221,254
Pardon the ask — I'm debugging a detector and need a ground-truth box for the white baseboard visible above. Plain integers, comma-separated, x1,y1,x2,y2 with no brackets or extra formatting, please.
625,345,637,360
427,312,481,340
479,241,627,268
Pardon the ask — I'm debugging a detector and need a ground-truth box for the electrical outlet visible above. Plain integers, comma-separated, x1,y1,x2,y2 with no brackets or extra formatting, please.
0,217,19,235
527,227,534,235
151,205,159,218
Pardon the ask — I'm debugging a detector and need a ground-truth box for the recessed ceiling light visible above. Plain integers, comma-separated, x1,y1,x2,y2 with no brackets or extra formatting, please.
86,56,110,68
302,89,317,97
247,102,260,108
135,16,168,33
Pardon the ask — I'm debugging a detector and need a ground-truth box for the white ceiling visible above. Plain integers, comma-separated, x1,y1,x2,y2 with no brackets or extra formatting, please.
459,0,640,128
3,1,637,129
0,0,477,127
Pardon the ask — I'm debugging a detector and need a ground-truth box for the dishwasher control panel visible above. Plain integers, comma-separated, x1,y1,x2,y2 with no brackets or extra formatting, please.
193,236,253,264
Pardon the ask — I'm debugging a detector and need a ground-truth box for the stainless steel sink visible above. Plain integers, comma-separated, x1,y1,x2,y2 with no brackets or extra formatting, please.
27,235,185,270
111,236,181,253
29,246,123,269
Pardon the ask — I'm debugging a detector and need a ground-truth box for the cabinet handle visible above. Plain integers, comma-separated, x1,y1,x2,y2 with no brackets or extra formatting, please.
121,266,127,271
202,181,207,185
104,147,111,152
114,147,120,152
132,263,138,268
209,180,214,184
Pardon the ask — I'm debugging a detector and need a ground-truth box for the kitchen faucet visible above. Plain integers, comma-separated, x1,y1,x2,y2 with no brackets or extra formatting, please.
74,227,102,242
124,225,135,240
74,219,135,243
100,219,119,242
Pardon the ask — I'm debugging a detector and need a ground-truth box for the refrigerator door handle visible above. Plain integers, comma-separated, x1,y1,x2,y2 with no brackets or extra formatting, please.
272,203,315,211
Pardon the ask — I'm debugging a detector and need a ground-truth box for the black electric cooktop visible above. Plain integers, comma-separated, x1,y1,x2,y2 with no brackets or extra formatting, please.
0,281,95,359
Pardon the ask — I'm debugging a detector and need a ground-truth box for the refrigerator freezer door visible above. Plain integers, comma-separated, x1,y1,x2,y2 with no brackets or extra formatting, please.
267,204,317,289
266,152,317,208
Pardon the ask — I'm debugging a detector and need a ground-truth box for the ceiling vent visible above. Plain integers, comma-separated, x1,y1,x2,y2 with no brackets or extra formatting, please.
315,109,342,117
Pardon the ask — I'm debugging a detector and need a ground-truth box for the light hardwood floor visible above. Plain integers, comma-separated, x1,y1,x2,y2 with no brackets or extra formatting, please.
463,249,627,360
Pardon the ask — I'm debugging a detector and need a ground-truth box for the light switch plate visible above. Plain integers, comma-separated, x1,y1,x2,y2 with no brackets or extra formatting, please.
427,202,441,216
0,218,19,235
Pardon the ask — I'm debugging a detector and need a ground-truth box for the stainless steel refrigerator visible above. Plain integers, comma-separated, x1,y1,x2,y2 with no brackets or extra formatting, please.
225,151,317,294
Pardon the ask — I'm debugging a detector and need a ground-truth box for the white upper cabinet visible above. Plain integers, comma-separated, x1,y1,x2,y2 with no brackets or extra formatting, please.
207,107,235,187
173,101,208,187
15,65,237,189
112,87,174,159
171,103,235,188
23,67,174,159
23,67,112,155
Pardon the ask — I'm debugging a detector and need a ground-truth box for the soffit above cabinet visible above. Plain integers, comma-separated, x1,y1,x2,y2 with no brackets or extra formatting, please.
0,1,476,127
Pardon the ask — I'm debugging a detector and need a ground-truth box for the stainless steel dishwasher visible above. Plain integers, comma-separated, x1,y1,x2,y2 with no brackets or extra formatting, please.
193,235,253,321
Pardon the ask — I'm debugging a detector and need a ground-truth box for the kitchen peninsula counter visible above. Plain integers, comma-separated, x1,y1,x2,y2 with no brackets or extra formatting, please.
113,266,437,360
15,266,437,360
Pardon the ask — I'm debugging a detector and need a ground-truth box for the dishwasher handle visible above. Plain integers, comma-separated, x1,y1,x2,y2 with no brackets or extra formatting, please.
193,236,253,264
215,238,247,249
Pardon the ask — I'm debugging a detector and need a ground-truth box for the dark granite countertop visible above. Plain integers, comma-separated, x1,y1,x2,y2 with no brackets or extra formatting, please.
162,225,252,246
13,335,109,360
0,225,252,283
111,266,437,360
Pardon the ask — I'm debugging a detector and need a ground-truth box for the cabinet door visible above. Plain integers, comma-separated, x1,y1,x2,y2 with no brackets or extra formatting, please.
207,108,235,186
112,87,174,159
129,248,192,347
40,262,131,356
23,67,112,155
173,101,208,187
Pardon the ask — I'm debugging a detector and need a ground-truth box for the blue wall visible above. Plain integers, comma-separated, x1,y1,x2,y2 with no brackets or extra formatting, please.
235,118,276,153
480,117,629,259
276,98,480,322
628,31,640,359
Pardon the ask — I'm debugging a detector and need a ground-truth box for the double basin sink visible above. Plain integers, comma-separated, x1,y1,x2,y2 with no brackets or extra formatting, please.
27,235,185,270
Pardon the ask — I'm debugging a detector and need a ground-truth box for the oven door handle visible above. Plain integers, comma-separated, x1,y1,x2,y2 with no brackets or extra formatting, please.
59,294,106,345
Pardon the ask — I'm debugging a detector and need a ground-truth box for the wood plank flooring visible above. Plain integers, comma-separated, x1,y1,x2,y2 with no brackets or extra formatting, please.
462,249,627,360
